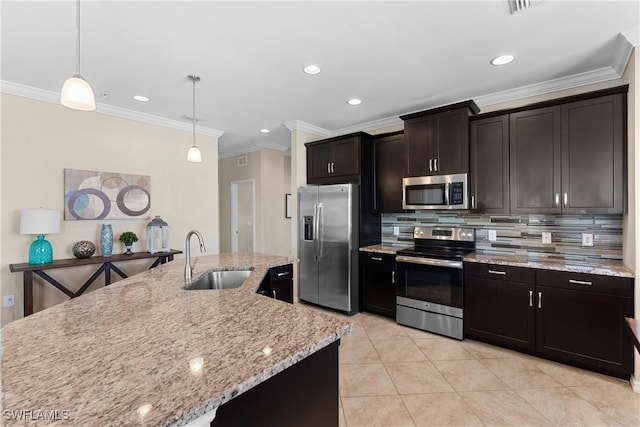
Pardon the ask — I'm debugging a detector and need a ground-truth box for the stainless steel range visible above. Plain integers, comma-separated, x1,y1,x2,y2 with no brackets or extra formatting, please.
395,226,475,340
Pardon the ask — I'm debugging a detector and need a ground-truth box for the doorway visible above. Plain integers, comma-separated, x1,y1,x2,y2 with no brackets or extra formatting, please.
231,179,255,252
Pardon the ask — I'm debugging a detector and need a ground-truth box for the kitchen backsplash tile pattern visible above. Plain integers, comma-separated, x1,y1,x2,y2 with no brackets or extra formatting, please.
382,212,623,261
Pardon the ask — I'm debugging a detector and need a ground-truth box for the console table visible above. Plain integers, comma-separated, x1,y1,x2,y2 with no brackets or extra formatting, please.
9,250,182,316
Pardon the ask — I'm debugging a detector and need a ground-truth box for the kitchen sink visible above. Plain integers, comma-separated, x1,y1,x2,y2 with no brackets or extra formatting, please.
184,269,252,290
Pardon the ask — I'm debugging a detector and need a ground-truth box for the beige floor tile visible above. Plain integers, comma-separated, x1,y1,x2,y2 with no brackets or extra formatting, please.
341,395,416,427
432,359,508,392
339,339,380,364
569,382,640,426
385,361,454,394
516,387,620,426
401,393,484,426
534,358,625,387
339,398,347,427
414,337,474,361
357,312,396,327
460,339,523,359
372,339,428,363
365,322,410,341
480,358,562,389
460,390,552,426
400,325,441,340
341,322,370,342
339,362,398,397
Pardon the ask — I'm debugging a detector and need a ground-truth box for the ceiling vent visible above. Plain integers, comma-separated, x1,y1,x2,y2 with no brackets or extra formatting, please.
237,155,248,167
509,0,541,14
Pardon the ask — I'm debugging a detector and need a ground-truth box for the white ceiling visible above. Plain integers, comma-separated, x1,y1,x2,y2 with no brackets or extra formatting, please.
2,1,639,157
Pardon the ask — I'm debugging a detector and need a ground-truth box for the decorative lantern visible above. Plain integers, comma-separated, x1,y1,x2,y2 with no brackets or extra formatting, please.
146,215,170,253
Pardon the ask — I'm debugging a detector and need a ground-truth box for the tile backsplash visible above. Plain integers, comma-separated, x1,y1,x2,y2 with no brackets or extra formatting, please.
382,212,623,261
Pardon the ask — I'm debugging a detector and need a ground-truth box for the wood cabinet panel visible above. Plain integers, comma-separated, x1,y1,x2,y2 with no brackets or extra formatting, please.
373,132,404,213
470,115,510,213
360,252,396,318
404,115,435,177
435,108,470,175
307,143,333,180
306,133,368,184
332,137,360,177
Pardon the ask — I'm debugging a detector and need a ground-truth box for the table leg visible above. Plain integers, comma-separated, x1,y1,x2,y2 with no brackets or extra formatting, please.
23,271,33,316
105,263,112,285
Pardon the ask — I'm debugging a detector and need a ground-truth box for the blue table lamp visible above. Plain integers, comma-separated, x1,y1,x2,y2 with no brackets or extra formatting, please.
20,209,61,264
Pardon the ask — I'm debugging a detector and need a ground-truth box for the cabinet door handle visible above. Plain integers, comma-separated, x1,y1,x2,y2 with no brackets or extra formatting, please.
272,289,277,299
538,291,542,309
277,271,290,277
331,162,335,173
434,158,438,172
392,271,395,284
371,256,383,261
555,193,560,208
569,279,593,286
327,163,331,174
488,270,506,275
429,159,433,172
563,192,568,207
529,290,533,307
471,195,476,209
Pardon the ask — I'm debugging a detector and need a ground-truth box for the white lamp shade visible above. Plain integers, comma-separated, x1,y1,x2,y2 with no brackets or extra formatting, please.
20,209,61,235
187,146,202,162
61,76,96,111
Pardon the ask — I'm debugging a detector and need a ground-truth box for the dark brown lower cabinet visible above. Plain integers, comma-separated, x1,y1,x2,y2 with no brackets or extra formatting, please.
464,263,535,352
258,264,294,303
464,263,634,379
360,252,396,318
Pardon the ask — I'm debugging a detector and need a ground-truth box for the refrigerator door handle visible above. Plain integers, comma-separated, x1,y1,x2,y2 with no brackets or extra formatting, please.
312,203,320,261
316,203,324,261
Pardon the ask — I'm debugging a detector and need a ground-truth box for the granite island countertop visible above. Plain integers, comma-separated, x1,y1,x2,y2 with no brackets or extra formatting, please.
1,252,352,426
464,252,635,278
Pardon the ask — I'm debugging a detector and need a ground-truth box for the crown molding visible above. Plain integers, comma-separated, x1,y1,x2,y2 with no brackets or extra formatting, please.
254,141,289,152
0,80,225,138
218,141,289,160
283,120,332,137
333,115,402,136
612,32,635,76
622,27,640,47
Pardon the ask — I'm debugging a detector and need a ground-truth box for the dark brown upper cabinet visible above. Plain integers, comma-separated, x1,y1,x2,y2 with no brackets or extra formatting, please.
306,133,369,184
400,101,479,177
510,92,625,215
469,115,510,213
372,131,405,213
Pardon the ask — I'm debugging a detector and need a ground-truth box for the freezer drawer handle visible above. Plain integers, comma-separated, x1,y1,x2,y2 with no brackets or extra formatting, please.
568,279,593,286
488,270,506,275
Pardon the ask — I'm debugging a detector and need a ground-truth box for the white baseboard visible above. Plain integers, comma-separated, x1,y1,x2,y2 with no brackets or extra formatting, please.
630,374,640,394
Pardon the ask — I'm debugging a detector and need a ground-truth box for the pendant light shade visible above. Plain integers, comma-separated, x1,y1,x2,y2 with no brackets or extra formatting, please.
61,0,96,111
61,75,96,111
187,74,202,163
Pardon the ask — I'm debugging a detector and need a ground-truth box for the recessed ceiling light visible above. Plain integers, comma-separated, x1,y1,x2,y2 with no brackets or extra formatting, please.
259,128,270,134
347,98,362,106
133,95,150,102
490,55,514,66
303,64,321,75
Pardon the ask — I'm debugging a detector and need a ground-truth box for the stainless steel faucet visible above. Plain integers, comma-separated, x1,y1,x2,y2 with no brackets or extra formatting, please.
185,230,206,283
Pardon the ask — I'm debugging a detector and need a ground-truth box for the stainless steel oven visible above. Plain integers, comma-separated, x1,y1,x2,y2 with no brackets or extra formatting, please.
395,226,475,340
402,173,468,210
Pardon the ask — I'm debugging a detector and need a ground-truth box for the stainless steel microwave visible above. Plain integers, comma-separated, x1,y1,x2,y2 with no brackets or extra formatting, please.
402,173,468,210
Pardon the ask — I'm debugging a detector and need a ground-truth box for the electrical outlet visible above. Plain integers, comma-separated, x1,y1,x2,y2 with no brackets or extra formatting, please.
582,233,594,247
541,232,552,244
393,226,400,236
3,295,15,308
488,230,497,242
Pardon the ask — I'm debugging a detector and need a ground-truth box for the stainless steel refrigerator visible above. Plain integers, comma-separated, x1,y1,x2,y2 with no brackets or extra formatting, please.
298,184,359,314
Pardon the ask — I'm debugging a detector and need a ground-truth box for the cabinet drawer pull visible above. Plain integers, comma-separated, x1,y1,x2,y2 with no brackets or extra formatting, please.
529,290,533,307
277,272,290,277
371,256,383,261
538,291,542,309
568,279,593,286
488,270,506,275
429,159,433,172
555,193,560,208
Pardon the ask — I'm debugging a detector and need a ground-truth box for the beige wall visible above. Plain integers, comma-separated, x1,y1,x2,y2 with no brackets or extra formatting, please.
218,149,291,257
0,94,220,325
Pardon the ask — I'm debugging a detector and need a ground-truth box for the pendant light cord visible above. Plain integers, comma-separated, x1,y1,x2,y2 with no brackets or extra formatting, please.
76,0,81,76
192,76,196,148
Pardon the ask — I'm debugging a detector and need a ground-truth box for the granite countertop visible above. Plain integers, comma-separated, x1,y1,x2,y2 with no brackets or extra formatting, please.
1,252,352,426
359,244,411,255
464,252,635,278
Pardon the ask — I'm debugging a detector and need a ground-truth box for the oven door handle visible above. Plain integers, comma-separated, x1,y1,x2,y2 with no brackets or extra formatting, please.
396,256,463,269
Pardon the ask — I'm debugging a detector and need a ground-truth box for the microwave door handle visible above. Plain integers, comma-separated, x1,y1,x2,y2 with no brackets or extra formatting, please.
444,182,450,205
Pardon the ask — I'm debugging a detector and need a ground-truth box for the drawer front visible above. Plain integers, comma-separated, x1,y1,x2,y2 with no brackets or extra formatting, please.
464,262,535,284
269,264,294,283
362,252,396,268
536,269,633,296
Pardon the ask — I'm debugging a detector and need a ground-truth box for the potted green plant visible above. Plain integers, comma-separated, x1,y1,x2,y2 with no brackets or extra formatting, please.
118,231,139,255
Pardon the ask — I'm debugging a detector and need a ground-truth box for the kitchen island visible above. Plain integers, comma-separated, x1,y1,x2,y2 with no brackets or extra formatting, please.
1,252,352,426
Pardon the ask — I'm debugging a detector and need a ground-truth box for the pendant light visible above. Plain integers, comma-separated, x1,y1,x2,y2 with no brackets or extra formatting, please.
187,74,202,163
61,0,96,111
